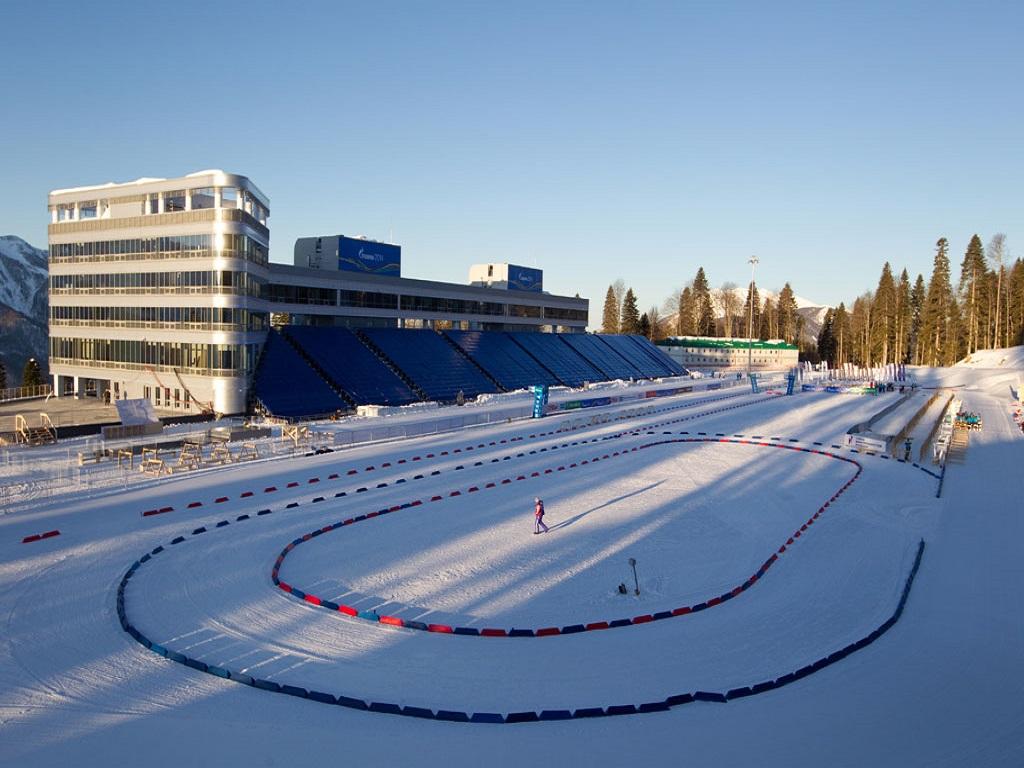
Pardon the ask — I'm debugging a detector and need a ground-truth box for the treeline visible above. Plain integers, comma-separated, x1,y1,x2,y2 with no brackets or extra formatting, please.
600,267,805,347
817,234,1024,368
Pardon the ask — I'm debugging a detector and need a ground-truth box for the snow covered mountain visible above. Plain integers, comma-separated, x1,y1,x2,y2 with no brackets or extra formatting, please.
0,236,48,386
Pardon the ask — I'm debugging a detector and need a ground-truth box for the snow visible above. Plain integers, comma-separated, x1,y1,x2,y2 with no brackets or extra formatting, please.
1,370,1022,767
957,345,1024,371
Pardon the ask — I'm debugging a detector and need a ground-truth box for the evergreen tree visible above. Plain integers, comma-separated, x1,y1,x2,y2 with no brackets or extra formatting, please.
870,263,896,365
909,273,926,365
921,238,957,366
850,293,873,366
601,286,620,334
777,284,800,345
1008,258,1024,346
639,312,652,339
895,269,912,364
677,286,696,336
958,234,987,354
988,234,1007,348
620,288,641,335
22,358,43,388
816,308,836,366
833,303,850,366
742,282,761,340
692,267,715,336
758,297,775,340
0,359,6,391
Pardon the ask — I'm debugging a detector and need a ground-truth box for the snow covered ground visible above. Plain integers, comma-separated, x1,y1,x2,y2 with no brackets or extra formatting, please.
1,364,1022,767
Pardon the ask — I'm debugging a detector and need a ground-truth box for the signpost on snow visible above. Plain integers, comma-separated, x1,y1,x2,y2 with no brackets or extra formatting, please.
628,557,640,596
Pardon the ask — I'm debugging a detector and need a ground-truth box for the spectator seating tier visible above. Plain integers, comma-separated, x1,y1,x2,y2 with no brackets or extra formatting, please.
284,326,420,406
253,330,348,418
360,327,495,402
507,332,605,387
594,334,677,378
622,334,688,376
444,330,560,390
558,333,645,380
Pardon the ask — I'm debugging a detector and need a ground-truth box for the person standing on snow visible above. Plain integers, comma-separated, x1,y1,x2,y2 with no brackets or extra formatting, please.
533,497,549,534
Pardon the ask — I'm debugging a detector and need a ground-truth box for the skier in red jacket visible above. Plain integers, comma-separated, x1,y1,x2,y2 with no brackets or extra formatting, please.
533,497,549,534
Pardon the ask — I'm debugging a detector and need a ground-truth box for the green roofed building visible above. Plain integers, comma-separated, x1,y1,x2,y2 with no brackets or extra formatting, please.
657,337,798,372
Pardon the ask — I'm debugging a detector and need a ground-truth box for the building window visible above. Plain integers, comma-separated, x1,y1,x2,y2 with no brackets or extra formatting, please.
79,201,98,219
164,190,186,212
508,304,542,318
338,289,398,309
191,187,216,210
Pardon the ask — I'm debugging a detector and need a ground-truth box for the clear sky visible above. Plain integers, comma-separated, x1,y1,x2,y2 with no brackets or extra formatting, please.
1,1,1021,325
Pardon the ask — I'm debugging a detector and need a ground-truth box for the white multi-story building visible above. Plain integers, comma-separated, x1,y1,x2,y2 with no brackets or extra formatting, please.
47,171,590,416
48,171,271,415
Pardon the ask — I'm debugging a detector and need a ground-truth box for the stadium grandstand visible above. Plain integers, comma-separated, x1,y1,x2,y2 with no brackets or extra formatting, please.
253,329,687,419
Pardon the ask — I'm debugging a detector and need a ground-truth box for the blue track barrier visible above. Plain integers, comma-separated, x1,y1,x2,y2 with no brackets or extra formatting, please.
116,386,927,724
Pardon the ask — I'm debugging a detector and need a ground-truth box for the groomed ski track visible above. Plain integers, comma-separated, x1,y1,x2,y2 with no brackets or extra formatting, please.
1,373,1022,767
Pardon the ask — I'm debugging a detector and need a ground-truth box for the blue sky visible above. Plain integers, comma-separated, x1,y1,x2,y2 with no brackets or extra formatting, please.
2,1,1021,324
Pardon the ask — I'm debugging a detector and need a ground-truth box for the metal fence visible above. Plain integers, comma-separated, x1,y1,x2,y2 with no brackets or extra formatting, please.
0,384,53,404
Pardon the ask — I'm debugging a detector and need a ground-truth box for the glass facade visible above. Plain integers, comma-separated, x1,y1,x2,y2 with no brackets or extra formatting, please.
542,306,589,322
50,337,261,375
400,294,506,316
339,289,400,310
49,305,266,331
508,303,542,318
49,234,268,265
49,270,264,296
264,283,337,305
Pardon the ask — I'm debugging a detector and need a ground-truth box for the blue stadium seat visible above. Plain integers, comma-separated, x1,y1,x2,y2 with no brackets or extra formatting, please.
559,333,645,380
445,330,560,390
595,334,684,378
507,333,604,387
623,334,688,376
284,326,419,406
361,328,496,402
253,331,347,418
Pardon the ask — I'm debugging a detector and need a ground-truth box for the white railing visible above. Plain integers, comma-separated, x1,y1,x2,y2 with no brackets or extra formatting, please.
0,384,52,404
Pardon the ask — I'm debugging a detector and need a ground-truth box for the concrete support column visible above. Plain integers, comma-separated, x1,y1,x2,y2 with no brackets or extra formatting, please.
157,193,165,214
214,187,222,208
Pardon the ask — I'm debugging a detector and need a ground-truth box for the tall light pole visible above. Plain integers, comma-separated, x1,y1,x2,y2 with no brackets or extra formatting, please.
747,256,759,375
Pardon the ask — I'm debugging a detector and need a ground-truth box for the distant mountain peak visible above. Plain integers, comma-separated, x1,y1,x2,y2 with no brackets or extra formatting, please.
0,235,48,383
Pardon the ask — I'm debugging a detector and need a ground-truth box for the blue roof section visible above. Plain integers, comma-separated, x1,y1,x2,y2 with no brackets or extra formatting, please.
559,333,645,380
284,326,419,406
253,330,347,418
361,328,495,402
507,332,604,387
445,330,560,390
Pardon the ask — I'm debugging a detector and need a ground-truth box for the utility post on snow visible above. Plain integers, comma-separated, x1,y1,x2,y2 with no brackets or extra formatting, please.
628,557,640,596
